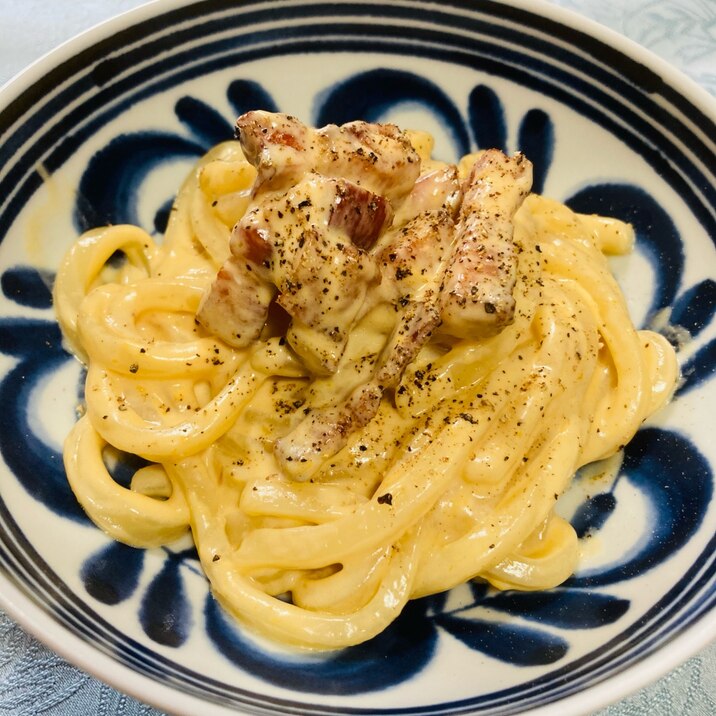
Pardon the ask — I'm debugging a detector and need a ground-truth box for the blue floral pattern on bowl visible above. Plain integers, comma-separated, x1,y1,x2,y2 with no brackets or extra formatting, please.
1,70,713,697
0,1,715,713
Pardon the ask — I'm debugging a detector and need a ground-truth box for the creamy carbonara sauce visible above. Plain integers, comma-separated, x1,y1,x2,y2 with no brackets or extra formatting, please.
53,118,678,649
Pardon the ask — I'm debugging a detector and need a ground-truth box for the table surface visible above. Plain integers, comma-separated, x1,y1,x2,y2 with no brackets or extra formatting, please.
0,0,714,714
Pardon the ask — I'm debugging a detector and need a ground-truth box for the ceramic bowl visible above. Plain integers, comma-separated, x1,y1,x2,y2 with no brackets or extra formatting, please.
0,1,714,714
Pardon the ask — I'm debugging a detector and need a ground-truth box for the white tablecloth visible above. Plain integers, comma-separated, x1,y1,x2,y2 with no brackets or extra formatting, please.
0,1,714,714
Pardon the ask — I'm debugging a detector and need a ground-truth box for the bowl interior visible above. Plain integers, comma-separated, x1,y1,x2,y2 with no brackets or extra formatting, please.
0,1,715,714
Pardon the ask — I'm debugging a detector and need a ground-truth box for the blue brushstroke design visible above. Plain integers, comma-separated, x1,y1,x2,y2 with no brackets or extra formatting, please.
314,68,470,159
0,318,86,522
81,541,145,605
1,266,53,309
482,589,629,629
227,79,279,118
205,595,437,694
567,184,683,314
669,279,716,338
153,197,175,235
140,556,192,647
569,428,712,587
104,450,152,490
518,109,554,194
175,96,234,146
0,317,61,357
572,492,617,538
468,84,507,152
678,339,716,395
468,581,491,603
420,588,451,618
74,133,205,233
436,614,568,665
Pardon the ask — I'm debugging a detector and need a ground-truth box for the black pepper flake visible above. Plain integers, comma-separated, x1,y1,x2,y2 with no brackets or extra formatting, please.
377,493,393,505
129,363,139,374
212,554,221,562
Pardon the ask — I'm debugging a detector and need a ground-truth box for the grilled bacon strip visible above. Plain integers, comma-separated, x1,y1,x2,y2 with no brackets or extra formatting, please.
197,175,390,372
440,150,532,339
235,111,420,205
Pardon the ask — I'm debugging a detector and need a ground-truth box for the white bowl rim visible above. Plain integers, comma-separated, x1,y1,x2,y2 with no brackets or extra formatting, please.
0,0,714,714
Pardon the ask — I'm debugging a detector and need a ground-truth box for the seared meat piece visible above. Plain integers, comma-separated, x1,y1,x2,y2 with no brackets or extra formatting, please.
235,111,421,205
439,150,532,339
392,165,462,226
196,258,275,348
197,175,390,372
